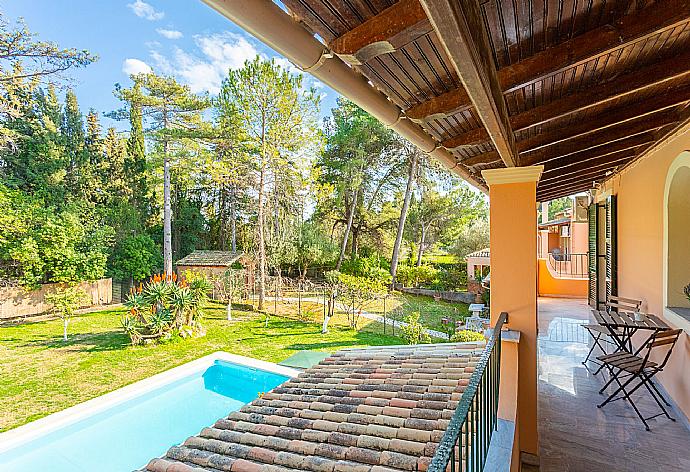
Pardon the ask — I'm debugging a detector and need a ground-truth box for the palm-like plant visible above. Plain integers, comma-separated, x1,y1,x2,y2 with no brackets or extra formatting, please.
120,272,211,345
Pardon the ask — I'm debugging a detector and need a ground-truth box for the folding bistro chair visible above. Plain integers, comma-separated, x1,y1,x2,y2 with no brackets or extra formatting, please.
582,296,642,367
596,328,683,430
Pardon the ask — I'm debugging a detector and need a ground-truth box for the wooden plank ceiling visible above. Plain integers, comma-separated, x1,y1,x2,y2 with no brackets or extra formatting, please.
282,0,690,201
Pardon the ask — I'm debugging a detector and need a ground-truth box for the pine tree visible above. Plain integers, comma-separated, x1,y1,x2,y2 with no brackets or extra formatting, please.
217,57,320,310
113,73,210,274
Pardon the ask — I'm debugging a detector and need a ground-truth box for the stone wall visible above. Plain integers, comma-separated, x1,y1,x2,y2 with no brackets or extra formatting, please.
0,278,112,321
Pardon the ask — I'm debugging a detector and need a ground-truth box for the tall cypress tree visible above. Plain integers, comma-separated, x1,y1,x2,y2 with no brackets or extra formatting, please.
61,89,88,199
124,82,150,221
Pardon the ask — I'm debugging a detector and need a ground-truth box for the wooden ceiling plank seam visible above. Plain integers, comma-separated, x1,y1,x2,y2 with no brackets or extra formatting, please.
361,63,410,107
498,0,515,66
411,40,446,95
378,54,422,103
399,46,437,98
423,34,461,90
369,56,417,105
481,2,507,67
421,0,519,167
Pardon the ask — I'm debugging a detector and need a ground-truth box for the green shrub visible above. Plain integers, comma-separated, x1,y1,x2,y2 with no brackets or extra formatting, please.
400,312,431,345
109,233,161,281
396,264,439,288
451,330,486,343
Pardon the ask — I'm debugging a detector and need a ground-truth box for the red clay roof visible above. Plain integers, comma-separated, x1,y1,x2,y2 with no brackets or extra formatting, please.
144,342,483,472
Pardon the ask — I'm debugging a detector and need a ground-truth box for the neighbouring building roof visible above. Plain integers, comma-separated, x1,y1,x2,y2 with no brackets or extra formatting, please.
538,217,571,229
144,343,483,472
467,248,490,259
176,251,243,267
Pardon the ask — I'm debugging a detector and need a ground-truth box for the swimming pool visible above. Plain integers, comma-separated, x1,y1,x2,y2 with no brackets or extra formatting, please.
0,353,295,472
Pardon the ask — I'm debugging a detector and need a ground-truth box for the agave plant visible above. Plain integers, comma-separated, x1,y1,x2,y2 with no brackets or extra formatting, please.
120,271,211,345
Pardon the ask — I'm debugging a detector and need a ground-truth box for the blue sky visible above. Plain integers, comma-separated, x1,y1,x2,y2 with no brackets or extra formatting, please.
2,0,339,130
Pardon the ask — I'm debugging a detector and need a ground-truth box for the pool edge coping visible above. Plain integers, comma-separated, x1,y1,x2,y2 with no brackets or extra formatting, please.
0,351,300,454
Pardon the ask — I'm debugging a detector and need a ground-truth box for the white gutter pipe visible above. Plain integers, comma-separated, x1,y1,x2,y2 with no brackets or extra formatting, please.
200,0,487,193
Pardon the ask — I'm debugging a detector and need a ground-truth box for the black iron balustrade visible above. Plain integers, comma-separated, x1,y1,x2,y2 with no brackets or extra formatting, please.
547,252,588,278
428,311,508,472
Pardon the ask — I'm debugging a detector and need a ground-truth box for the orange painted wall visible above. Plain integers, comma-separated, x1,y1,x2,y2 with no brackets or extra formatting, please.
537,259,588,297
571,222,589,254
489,180,539,456
601,133,690,419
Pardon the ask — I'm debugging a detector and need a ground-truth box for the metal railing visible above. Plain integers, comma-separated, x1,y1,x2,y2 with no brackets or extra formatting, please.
547,252,588,279
428,311,508,472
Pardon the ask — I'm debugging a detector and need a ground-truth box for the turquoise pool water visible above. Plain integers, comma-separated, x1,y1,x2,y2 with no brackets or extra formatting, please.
0,360,288,472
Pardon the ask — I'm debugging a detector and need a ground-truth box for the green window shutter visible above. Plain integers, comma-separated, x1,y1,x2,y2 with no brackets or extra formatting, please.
588,204,598,308
606,195,618,299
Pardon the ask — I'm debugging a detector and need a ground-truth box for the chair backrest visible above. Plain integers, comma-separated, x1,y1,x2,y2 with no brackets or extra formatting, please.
641,329,684,371
606,295,642,313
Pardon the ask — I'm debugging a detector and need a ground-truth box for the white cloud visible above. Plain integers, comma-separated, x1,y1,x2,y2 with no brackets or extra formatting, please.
127,0,164,21
156,28,183,39
150,33,259,94
122,58,152,76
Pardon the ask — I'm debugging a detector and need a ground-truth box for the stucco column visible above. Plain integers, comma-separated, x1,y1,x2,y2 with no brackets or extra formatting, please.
482,166,543,461
467,262,475,281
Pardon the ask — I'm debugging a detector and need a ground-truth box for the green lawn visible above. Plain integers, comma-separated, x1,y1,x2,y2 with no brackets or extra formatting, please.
0,302,402,432
366,292,471,337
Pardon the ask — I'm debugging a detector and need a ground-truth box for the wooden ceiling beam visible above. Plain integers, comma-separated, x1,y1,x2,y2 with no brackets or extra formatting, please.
420,0,517,167
461,150,501,167
443,82,690,151
406,0,690,122
540,140,652,174
328,0,431,65
538,168,622,196
461,111,673,169
516,87,690,154
520,111,677,166
538,183,594,202
511,52,690,132
539,151,638,184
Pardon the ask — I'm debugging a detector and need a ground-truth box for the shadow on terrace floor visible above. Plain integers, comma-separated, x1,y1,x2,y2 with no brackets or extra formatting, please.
537,297,690,471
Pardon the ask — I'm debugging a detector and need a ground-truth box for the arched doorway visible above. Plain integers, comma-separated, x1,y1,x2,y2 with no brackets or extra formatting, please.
665,153,690,311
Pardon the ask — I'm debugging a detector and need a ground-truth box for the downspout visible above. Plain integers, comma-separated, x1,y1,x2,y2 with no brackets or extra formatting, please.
200,0,487,193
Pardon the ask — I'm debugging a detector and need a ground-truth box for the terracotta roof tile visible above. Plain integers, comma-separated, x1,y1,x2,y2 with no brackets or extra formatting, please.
144,343,483,472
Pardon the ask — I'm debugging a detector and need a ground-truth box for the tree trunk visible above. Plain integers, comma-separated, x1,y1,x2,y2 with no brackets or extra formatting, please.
219,184,227,251
257,163,266,311
63,318,68,341
336,187,358,270
230,185,237,252
390,151,418,282
416,223,426,267
350,226,359,259
162,108,173,275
